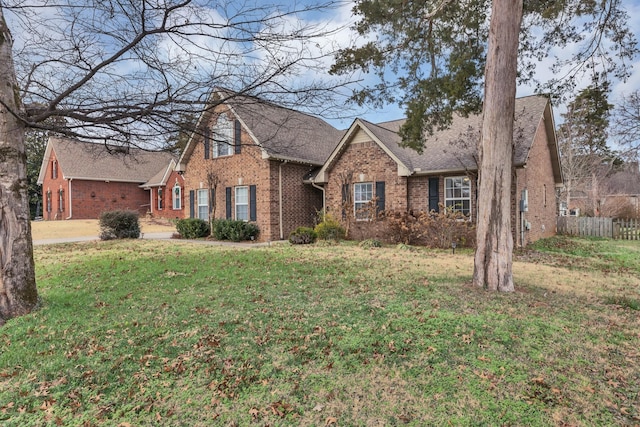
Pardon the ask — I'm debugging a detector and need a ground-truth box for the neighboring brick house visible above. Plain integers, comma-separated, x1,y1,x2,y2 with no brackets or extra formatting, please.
564,161,640,218
141,159,186,220
37,137,182,220
311,95,563,247
176,89,344,241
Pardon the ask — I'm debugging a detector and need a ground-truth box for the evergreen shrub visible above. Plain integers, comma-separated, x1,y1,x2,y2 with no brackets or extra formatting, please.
176,218,210,239
99,210,141,240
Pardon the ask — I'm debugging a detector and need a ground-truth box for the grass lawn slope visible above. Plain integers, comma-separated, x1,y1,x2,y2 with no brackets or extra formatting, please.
1,237,639,425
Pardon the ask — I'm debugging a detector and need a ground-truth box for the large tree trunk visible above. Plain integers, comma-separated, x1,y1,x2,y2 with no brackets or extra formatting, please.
0,9,38,325
472,0,523,292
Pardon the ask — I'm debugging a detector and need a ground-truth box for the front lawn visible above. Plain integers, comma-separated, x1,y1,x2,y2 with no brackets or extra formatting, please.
1,238,638,425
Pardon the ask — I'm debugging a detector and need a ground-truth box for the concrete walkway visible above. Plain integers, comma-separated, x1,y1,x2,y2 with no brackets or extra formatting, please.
33,232,279,247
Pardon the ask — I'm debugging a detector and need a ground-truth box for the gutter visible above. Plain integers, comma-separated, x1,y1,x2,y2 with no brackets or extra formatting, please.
66,179,73,219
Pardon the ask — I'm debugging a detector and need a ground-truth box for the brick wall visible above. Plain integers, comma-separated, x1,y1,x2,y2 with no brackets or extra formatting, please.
323,123,557,247
325,131,482,240
407,173,477,215
41,151,67,220
182,107,321,241
69,180,149,219
148,170,186,220
514,120,559,246
325,136,408,219
270,161,323,239
41,148,167,220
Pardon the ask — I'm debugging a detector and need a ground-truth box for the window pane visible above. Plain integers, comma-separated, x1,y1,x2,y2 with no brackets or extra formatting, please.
213,115,233,157
197,189,208,220
444,177,471,217
235,187,248,204
235,186,248,221
173,187,181,210
354,182,373,220
236,205,248,221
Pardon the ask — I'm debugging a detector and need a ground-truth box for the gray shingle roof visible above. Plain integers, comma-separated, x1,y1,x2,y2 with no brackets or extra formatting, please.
43,137,175,183
220,90,345,165
142,159,177,188
360,95,551,173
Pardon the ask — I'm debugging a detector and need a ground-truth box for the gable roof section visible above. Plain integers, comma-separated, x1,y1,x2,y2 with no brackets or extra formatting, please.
141,159,178,188
314,95,561,184
37,137,175,185
177,89,343,169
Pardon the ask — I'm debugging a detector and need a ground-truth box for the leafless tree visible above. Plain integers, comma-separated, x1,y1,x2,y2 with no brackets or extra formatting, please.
612,90,640,160
0,0,349,325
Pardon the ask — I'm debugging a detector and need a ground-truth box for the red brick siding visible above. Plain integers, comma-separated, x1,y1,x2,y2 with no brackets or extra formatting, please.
269,161,323,239
407,174,477,216
69,180,149,219
324,125,558,247
41,148,158,219
148,170,185,220
41,150,68,219
325,138,408,216
182,107,321,241
514,120,558,246
325,133,482,240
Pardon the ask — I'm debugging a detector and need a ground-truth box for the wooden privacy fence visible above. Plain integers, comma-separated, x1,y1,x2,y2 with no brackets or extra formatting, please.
557,217,640,240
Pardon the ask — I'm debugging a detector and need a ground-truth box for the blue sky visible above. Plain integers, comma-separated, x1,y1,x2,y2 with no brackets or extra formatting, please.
6,0,640,132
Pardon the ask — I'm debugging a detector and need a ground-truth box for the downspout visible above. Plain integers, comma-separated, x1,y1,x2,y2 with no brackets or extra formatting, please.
66,179,73,219
149,189,153,215
311,181,326,216
279,161,288,240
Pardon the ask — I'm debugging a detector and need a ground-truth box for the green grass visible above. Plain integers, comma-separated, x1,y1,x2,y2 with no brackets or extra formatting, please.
1,238,639,426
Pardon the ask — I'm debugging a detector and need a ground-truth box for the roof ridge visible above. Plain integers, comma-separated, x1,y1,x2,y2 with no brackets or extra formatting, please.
213,87,338,126
51,136,175,156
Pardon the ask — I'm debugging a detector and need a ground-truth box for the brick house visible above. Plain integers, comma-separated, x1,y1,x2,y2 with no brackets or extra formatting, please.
311,95,563,247
141,159,187,220
37,137,183,220
176,89,344,241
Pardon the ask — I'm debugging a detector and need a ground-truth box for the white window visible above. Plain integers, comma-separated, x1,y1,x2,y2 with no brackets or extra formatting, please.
235,186,248,221
354,182,373,220
58,188,65,212
173,184,181,210
197,189,208,220
157,188,163,210
212,115,233,158
445,176,471,216
559,201,567,216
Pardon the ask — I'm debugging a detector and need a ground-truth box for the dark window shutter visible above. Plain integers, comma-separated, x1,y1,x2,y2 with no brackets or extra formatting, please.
209,189,215,214
204,129,210,159
429,177,439,212
375,181,385,213
225,187,232,219
249,185,257,221
234,120,242,154
341,183,349,220
189,190,195,218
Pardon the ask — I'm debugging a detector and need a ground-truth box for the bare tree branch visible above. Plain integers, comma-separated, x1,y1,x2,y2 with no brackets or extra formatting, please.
2,0,352,148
